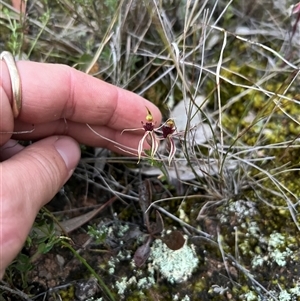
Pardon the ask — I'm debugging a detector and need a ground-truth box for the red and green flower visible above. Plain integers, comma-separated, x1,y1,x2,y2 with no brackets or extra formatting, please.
123,107,177,165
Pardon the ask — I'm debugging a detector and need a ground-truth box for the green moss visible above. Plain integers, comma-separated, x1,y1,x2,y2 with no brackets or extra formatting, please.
193,277,207,292
59,285,75,301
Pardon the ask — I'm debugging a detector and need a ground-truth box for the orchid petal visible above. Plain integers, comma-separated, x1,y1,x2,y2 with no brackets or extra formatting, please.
137,131,160,164
167,136,176,165
121,127,144,135
137,132,150,163
292,2,300,14
149,131,159,158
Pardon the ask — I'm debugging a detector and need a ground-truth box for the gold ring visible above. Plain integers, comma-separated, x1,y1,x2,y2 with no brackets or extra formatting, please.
1,51,22,118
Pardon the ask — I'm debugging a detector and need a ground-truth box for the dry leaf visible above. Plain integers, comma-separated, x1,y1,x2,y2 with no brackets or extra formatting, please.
134,236,153,267
161,230,185,251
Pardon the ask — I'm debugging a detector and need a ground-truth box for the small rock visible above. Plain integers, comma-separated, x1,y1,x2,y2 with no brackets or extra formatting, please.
75,277,99,301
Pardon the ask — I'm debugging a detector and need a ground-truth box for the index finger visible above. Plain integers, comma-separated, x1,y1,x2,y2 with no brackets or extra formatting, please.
1,61,162,130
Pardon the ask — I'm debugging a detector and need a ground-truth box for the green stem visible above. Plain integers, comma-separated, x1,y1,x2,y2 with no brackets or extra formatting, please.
61,241,115,301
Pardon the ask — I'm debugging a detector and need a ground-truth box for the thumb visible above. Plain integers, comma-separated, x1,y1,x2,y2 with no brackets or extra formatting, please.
0,136,80,277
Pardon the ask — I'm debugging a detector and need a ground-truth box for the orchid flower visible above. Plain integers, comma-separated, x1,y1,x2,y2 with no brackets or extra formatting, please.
122,107,159,163
122,108,177,165
137,107,160,163
159,119,177,165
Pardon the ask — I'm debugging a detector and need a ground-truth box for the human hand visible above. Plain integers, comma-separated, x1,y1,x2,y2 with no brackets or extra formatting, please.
10,0,26,13
0,60,161,277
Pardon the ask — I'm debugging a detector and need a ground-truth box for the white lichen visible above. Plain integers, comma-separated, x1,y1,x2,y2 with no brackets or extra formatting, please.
244,290,257,301
115,277,128,295
218,200,257,223
252,232,293,268
268,233,285,248
256,285,300,301
108,250,132,275
211,284,228,295
115,276,137,295
267,233,292,267
173,294,179,301
137,276,155,290
251,254,265,268
117,224,130,236
278,290,291,301
269,248,292,267
246,221,260,237
229,200,257,219
290,284,300,296
149,239,199,284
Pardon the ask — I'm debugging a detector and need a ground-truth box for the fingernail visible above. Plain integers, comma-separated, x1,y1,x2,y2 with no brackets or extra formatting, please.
54,137,80,172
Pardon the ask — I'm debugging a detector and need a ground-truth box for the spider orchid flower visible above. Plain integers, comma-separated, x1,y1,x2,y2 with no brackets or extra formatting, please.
122,107,159,163
159,119,177,165
122,108,177,164
137,108,160,163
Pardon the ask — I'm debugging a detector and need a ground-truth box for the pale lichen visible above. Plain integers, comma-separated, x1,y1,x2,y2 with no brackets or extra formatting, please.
243,290,257,301
149,238,199,284
269,248,292,267
278,290,291,301
251,254,265,268
115,276,137,296
290,284,300,296
268,233,293,267
268,233,285,249
137,276,155,290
